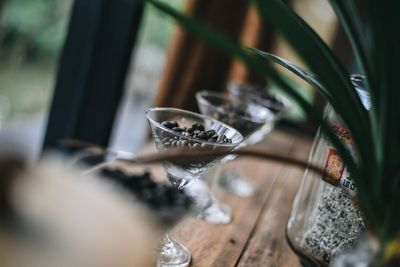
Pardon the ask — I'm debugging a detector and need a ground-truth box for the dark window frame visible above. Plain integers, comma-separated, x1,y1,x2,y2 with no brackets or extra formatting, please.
43,0,144,149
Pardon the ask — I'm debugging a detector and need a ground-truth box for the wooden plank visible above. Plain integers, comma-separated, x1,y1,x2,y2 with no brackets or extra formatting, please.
236,137,311,267
101,129,312,267
169,130,305,267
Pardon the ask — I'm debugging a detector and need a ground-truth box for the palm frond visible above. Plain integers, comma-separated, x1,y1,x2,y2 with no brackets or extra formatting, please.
247,48,332,101
252,0,383,231
327,0,386,205
252,0,371,145
367,1,400,241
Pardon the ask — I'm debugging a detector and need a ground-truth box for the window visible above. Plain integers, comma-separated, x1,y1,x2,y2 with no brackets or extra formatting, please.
272,0,338,122
110,0,184,152
0,0,74,158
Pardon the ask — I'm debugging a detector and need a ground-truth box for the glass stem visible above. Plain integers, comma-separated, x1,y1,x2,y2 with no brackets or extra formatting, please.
160,233,174,253
209,165,222,193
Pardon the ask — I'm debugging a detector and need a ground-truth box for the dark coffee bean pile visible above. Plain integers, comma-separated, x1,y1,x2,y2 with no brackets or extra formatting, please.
158,121,234,170
209,104,265,138
160,121,233,146
100,168,193,228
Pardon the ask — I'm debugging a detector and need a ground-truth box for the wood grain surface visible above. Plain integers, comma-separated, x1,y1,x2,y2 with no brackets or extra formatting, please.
170,130,312,267
106,129,312,267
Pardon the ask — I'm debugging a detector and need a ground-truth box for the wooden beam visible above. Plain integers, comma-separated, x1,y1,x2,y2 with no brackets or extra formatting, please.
154,0,250,112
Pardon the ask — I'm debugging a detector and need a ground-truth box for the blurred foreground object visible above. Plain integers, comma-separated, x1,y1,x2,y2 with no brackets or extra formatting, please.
0,154,161,267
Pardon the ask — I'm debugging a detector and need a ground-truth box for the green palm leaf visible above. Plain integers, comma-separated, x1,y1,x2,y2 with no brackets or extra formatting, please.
252,0,383,230
327,0,385,202
247,48,332,101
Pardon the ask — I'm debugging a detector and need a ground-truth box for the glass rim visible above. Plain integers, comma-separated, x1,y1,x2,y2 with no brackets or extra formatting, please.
145,107,244,147
227,80,292,113
195,90,275,123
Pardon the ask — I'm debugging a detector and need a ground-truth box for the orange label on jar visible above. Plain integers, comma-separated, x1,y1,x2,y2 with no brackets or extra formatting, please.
322,149,345,186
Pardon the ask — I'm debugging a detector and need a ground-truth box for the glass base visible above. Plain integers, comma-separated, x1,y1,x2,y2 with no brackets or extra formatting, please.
219,170,256,197
196,199,232,224
157,235,191,267
184,179,232,224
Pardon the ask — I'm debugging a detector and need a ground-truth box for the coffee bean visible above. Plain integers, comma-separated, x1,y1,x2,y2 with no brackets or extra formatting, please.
160,120,233,147
206,130,216,137
161,121,172,128
192,123,204,131
172,127,184,132
100,169,193,227
197,132,208,140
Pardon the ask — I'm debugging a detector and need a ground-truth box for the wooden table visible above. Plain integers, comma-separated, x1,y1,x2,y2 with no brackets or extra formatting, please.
172,129,311,267
111,129,312,267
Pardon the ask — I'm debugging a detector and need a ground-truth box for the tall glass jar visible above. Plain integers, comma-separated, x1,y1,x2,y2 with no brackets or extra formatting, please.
286,104,365,266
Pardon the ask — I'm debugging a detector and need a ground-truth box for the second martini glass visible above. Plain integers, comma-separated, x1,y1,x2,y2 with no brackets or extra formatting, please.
146,107,243,267
196,90,276,197
227,81,291,145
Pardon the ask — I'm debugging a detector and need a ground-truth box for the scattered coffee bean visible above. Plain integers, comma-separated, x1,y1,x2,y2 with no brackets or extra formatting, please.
100,169,193,227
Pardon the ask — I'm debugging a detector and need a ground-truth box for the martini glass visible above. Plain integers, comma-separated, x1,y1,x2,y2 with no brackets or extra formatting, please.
227,81,290,117
145,107,243,267
227,81,291,144
196,90,275,197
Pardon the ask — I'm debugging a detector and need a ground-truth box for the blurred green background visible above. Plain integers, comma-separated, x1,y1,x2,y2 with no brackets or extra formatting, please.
0,0,183,156
0,0,182,121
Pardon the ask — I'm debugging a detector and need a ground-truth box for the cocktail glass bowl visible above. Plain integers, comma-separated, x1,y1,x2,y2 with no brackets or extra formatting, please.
146,107,243,266
196,90,275,197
